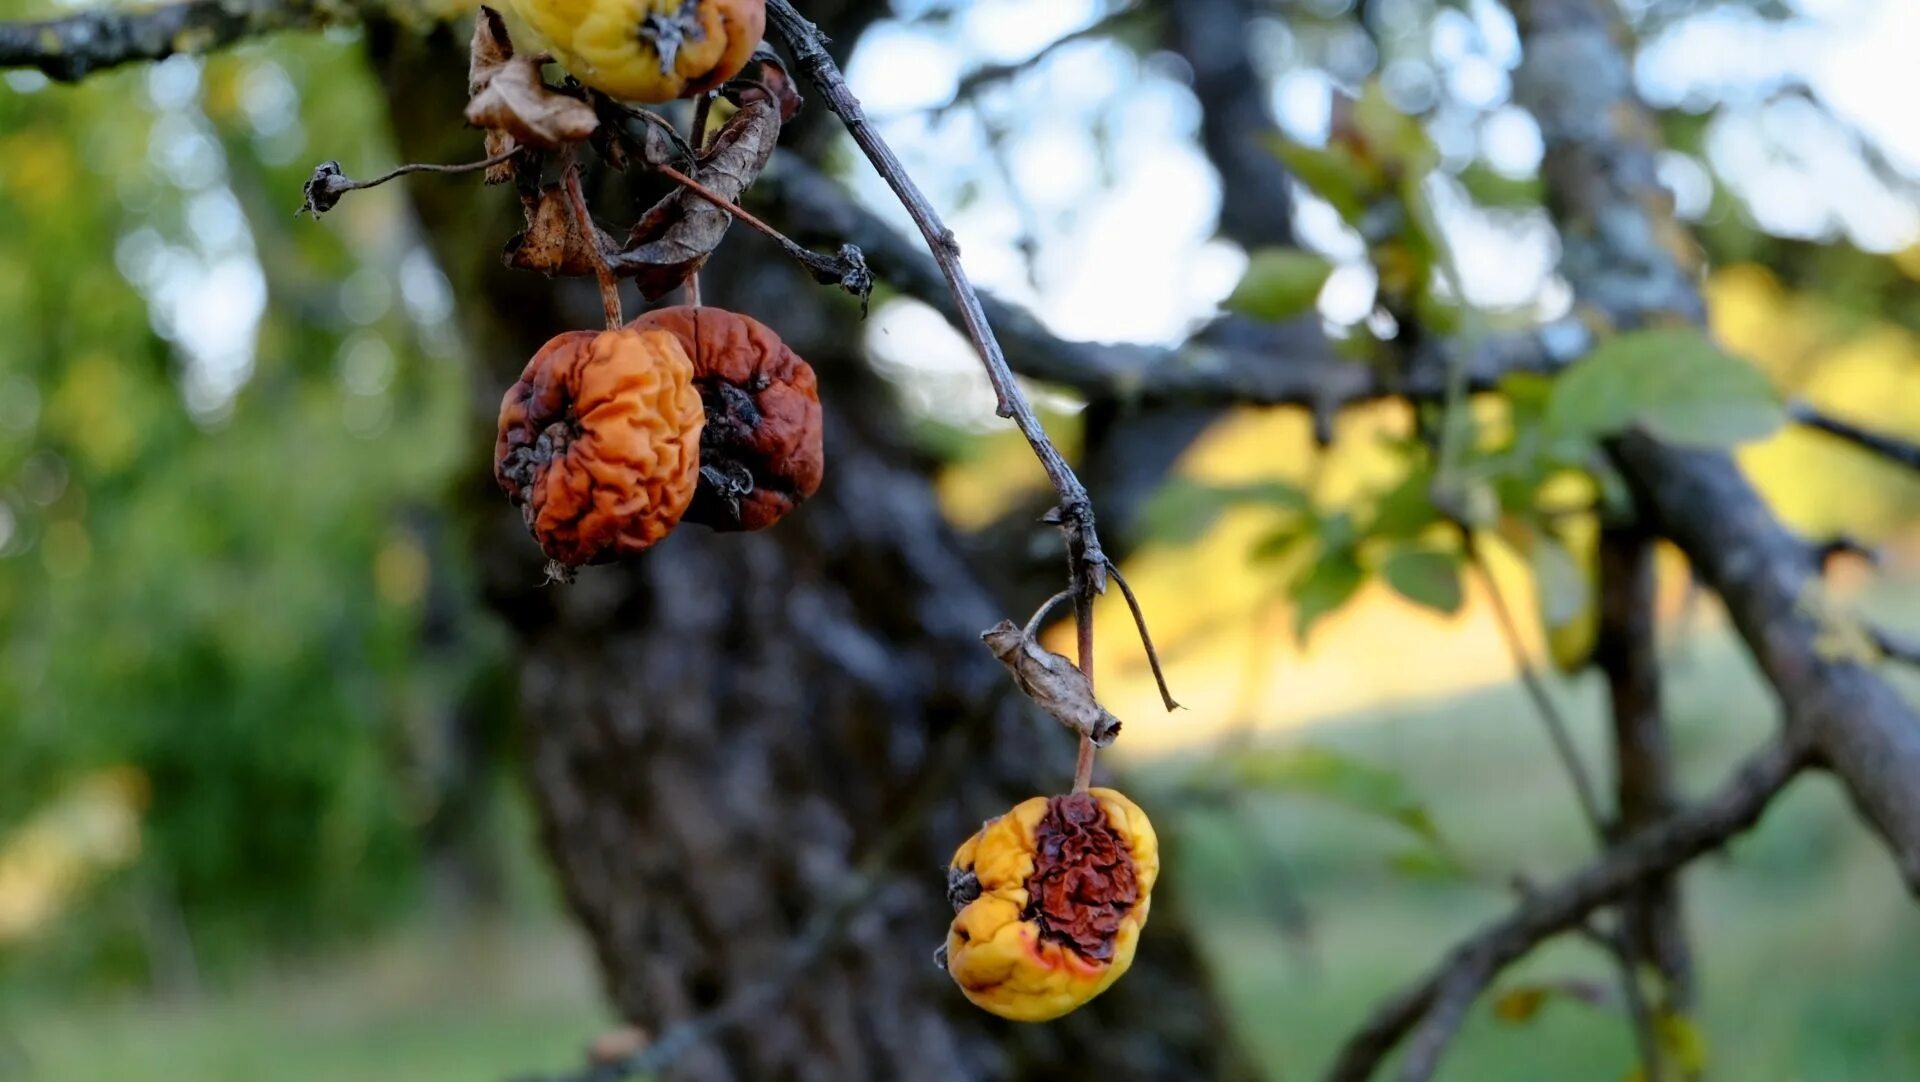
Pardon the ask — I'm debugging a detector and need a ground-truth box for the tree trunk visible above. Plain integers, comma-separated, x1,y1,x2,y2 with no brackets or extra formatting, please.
367,16,1248,1081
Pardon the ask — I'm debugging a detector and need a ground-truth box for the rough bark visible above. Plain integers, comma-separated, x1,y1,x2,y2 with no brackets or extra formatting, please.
366,14,1248,1082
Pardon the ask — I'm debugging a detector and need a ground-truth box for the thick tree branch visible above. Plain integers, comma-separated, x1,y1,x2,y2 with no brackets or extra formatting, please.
754,156,1591,412
0,0,344,82
1324,738,1809,1082
1514,0,1920,891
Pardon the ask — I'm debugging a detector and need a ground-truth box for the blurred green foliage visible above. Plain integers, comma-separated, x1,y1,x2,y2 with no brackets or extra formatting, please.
0,27,500,985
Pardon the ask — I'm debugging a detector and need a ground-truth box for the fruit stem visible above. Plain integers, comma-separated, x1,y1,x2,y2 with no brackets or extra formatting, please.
685,92,714,308
561,151,623,329
1072,576,1096,795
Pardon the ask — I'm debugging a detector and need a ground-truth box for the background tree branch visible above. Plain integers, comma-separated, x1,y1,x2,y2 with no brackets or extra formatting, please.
1512,0,1920,891
0,0,346,82
1324,737,1810,1082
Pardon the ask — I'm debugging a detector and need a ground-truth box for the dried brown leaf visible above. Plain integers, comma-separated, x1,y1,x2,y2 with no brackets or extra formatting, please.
465,6,596,151
981,620,1122,747
727,48,803,123
504,185,618,277
469,6,512,97
608,87,780,298
482,129,520,185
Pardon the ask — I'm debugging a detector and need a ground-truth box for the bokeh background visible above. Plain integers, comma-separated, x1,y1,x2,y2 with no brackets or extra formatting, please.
3,0,1920,1078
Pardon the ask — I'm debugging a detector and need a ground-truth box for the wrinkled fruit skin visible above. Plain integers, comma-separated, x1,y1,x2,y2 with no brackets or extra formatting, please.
627,305,823,531
513,0,764,103
495,327,705,566
944,788,1159,1022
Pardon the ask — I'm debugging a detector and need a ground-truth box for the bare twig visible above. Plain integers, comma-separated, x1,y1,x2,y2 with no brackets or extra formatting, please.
1466,537,1606,840
912,6,1150,119
1871,625,1920,667
1106,560,1180,711
653,162,872,306
297,148,522,217
1325,737,1809,1082
1023,588,1074,640
0,0,341,81
1789,400,1920,472
765,0,1109,595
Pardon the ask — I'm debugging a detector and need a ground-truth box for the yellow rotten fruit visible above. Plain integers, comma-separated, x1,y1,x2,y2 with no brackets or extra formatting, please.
510,0,765,103
942,787,1158,1022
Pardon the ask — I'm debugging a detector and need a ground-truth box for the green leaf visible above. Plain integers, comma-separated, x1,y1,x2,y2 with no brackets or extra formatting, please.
1226,248,1335,322
1352,81,1440,176
1249,523,1312,564
1368,466,1439,540
1143,479,1308,544
1456,163,1543,208
1382,546,1465,615
1388,846,1473,881
1545,327,1785,447
1228,745,1441,844
1291,547,1365,643
1265,135,1374,221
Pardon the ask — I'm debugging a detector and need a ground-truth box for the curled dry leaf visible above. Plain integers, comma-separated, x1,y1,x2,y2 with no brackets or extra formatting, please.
608,62,784,299
981,619,1123,747
297,160,354,218
466,5,598,152
728,45,802,122
504,184,619,277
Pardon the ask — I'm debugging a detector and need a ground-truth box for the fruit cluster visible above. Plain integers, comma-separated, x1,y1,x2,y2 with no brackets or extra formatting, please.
494,306,822,568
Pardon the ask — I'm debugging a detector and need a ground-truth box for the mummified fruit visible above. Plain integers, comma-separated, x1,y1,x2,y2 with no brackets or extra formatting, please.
627,305,823,531
942,788,1159,1022
511,0,765,104
494,327,704,566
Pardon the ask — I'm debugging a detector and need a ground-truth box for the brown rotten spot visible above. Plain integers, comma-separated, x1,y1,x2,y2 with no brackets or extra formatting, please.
626,305,823,531
494,327,705,568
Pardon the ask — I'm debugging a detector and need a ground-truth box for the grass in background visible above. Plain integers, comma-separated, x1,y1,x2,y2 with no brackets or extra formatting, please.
0,921,609,1082
6,629,1920,1081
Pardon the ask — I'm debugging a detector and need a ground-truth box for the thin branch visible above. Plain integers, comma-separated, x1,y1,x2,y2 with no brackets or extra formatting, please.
1324,737,1809,1082
649,162,872,307
765,0,1108,591
1466,537,1606,840
297,148,522,217
1789,400,1920,472
0,0,341,82
912,6,1150,119
1871,624,1920,667
1023,588,1074,640
1106,560,1180,711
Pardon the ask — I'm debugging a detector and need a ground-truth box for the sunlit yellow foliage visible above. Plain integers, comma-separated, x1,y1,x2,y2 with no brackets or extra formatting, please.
0,769,146,943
